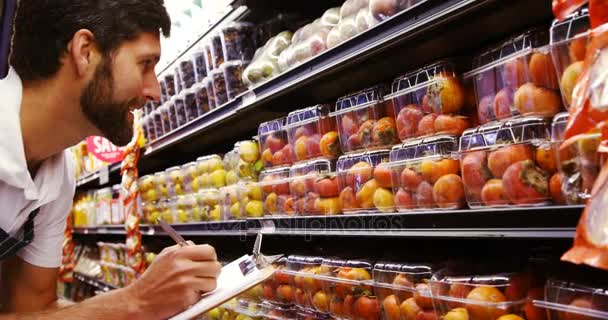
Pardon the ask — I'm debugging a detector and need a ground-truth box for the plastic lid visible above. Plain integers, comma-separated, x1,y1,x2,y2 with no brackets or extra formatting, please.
221,21,255,31
551,112,570,142
259,166,291,181
466,29,551,76
333,85,389,116
287,255,325,270
289,158,334,176
390,135,459,163
336,149,390,172
285,105,331,128
165,166,181,173
221,59,251,69
210,68,224,77
388,61,458,98
202,75,213,85
163,73,175,80
373,261,437,288
550,8,590,44
459,116,550,151
258,118,286,136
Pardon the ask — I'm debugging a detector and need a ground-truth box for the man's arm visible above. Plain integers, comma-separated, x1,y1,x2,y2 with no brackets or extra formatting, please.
0,244,222,320
1,256,60,312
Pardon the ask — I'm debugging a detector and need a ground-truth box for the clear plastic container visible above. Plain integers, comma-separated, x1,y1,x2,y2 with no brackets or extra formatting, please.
167,100,180,131
219,180,262,220
465,29,563,124
181,162,199,194
220,22,257,62
287,256,326,311
152,110,165,138
232,298,264,320
193,83,211,116
259,167,294,216
174,66,183,94
261,257,295,306
159,79,168,104
259,118,293,169
141,201,160,224
172,95,187,128
388,61,470,142
222,60,250,100
178,58,196,89
202,76,217,110
165,166,186,197
534,279,608,320
286,105,340,162
159,198,174,224
333,86,397,153
430,266,532,320
139,174,158,202
211,69,228,107
164,73,177,97
289,159,340,216
210,33,225,70
459,116,553,208
173,194,194,223
183,87,199,122
336,150,392,213
388,135,464,211
235,139,263,181
192,47,208,83
550,8,590,109
195,154,227,190
204,42,215,74
196,188,222,222
153,171,170,199
551,112,601,205
320,258,380,320
159,103,173,133
262,302,297,320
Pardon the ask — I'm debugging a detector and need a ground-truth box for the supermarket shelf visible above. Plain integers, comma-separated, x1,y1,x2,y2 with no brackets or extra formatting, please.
75,162,121,189
73,272,116,292
73,205,582,239
76,0,553,189
248,205,582,238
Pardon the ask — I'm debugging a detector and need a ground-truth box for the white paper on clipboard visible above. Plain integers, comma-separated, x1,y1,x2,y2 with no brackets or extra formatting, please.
169,255,275,320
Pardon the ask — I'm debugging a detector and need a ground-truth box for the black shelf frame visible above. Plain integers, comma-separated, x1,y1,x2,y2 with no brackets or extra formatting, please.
73,205,582,239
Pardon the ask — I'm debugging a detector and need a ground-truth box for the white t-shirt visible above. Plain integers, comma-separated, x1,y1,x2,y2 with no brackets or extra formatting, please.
0,67,76,268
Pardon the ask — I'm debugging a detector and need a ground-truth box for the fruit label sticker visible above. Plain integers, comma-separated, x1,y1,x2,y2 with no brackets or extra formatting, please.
86,136,126,163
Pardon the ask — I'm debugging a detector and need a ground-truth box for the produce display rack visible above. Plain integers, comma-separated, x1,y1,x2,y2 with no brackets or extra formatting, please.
76,0,555,189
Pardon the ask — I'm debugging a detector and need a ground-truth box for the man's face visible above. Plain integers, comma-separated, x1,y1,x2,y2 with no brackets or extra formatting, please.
81,32,161,146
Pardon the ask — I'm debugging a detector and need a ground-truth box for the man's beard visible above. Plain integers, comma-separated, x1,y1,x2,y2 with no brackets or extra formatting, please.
80,56,145,146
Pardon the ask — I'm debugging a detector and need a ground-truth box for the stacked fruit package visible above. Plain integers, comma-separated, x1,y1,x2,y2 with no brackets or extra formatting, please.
534,279,608,319
388,135,465,211
120,110,146,274
372,261,439,320
388,61,471,142
290,159,341,216
553,0,608,270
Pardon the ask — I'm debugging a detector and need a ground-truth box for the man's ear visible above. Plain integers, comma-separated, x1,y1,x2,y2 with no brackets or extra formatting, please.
66,29,100,77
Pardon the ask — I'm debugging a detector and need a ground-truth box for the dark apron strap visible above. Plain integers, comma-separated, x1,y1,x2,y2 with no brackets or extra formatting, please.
0,208,40,261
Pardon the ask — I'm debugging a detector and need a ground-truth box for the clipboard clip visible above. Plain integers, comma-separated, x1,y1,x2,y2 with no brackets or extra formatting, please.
251,231,282,269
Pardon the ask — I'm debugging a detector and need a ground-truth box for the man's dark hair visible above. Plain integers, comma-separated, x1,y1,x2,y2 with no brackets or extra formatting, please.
10,0,171,81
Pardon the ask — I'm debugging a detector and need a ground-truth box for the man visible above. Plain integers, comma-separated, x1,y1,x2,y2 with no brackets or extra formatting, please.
0,0,221,319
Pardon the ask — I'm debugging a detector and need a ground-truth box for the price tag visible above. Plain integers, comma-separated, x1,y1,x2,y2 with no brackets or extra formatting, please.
99,166,109,185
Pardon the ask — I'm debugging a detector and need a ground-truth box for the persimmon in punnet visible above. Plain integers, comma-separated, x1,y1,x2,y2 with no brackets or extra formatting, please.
315,176,340,198
313,290,330,312
487,144,534,178
478,95,497,124
354,296,381,320
435,115,471,136
433,174,465,208
357,179,379,209
493,88,515,120
397,105,425,140
465,286,508,320
320,131,341,158
401,167,423,190
529,52,560,90
513,83,562,117
339,186,360,211
383,295,401,320
400,298,422,320
373,117,398,146
502,160,549,205
481,179,509,206
501,58,528,89
413,283,434,310
549,172,566,204
461,151,492,203
421,159,460,184
563,298,594,320
395,188,416,210
427,72,466,114
415,181,436,208
345,162,373,189
358,120,376,148
330,298,345,316
524,287,546,320
418,113,438,136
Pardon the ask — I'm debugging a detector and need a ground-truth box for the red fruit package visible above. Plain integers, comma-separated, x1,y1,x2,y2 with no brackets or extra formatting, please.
560,1,608,270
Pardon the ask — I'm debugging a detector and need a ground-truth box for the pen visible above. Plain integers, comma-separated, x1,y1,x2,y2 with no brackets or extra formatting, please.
158,218,189,247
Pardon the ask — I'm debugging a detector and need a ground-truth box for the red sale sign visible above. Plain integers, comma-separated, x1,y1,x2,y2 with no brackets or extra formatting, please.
86,136,126,163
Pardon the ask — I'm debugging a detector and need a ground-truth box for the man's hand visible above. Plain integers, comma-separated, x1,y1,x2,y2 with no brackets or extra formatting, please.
123,243,222,320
